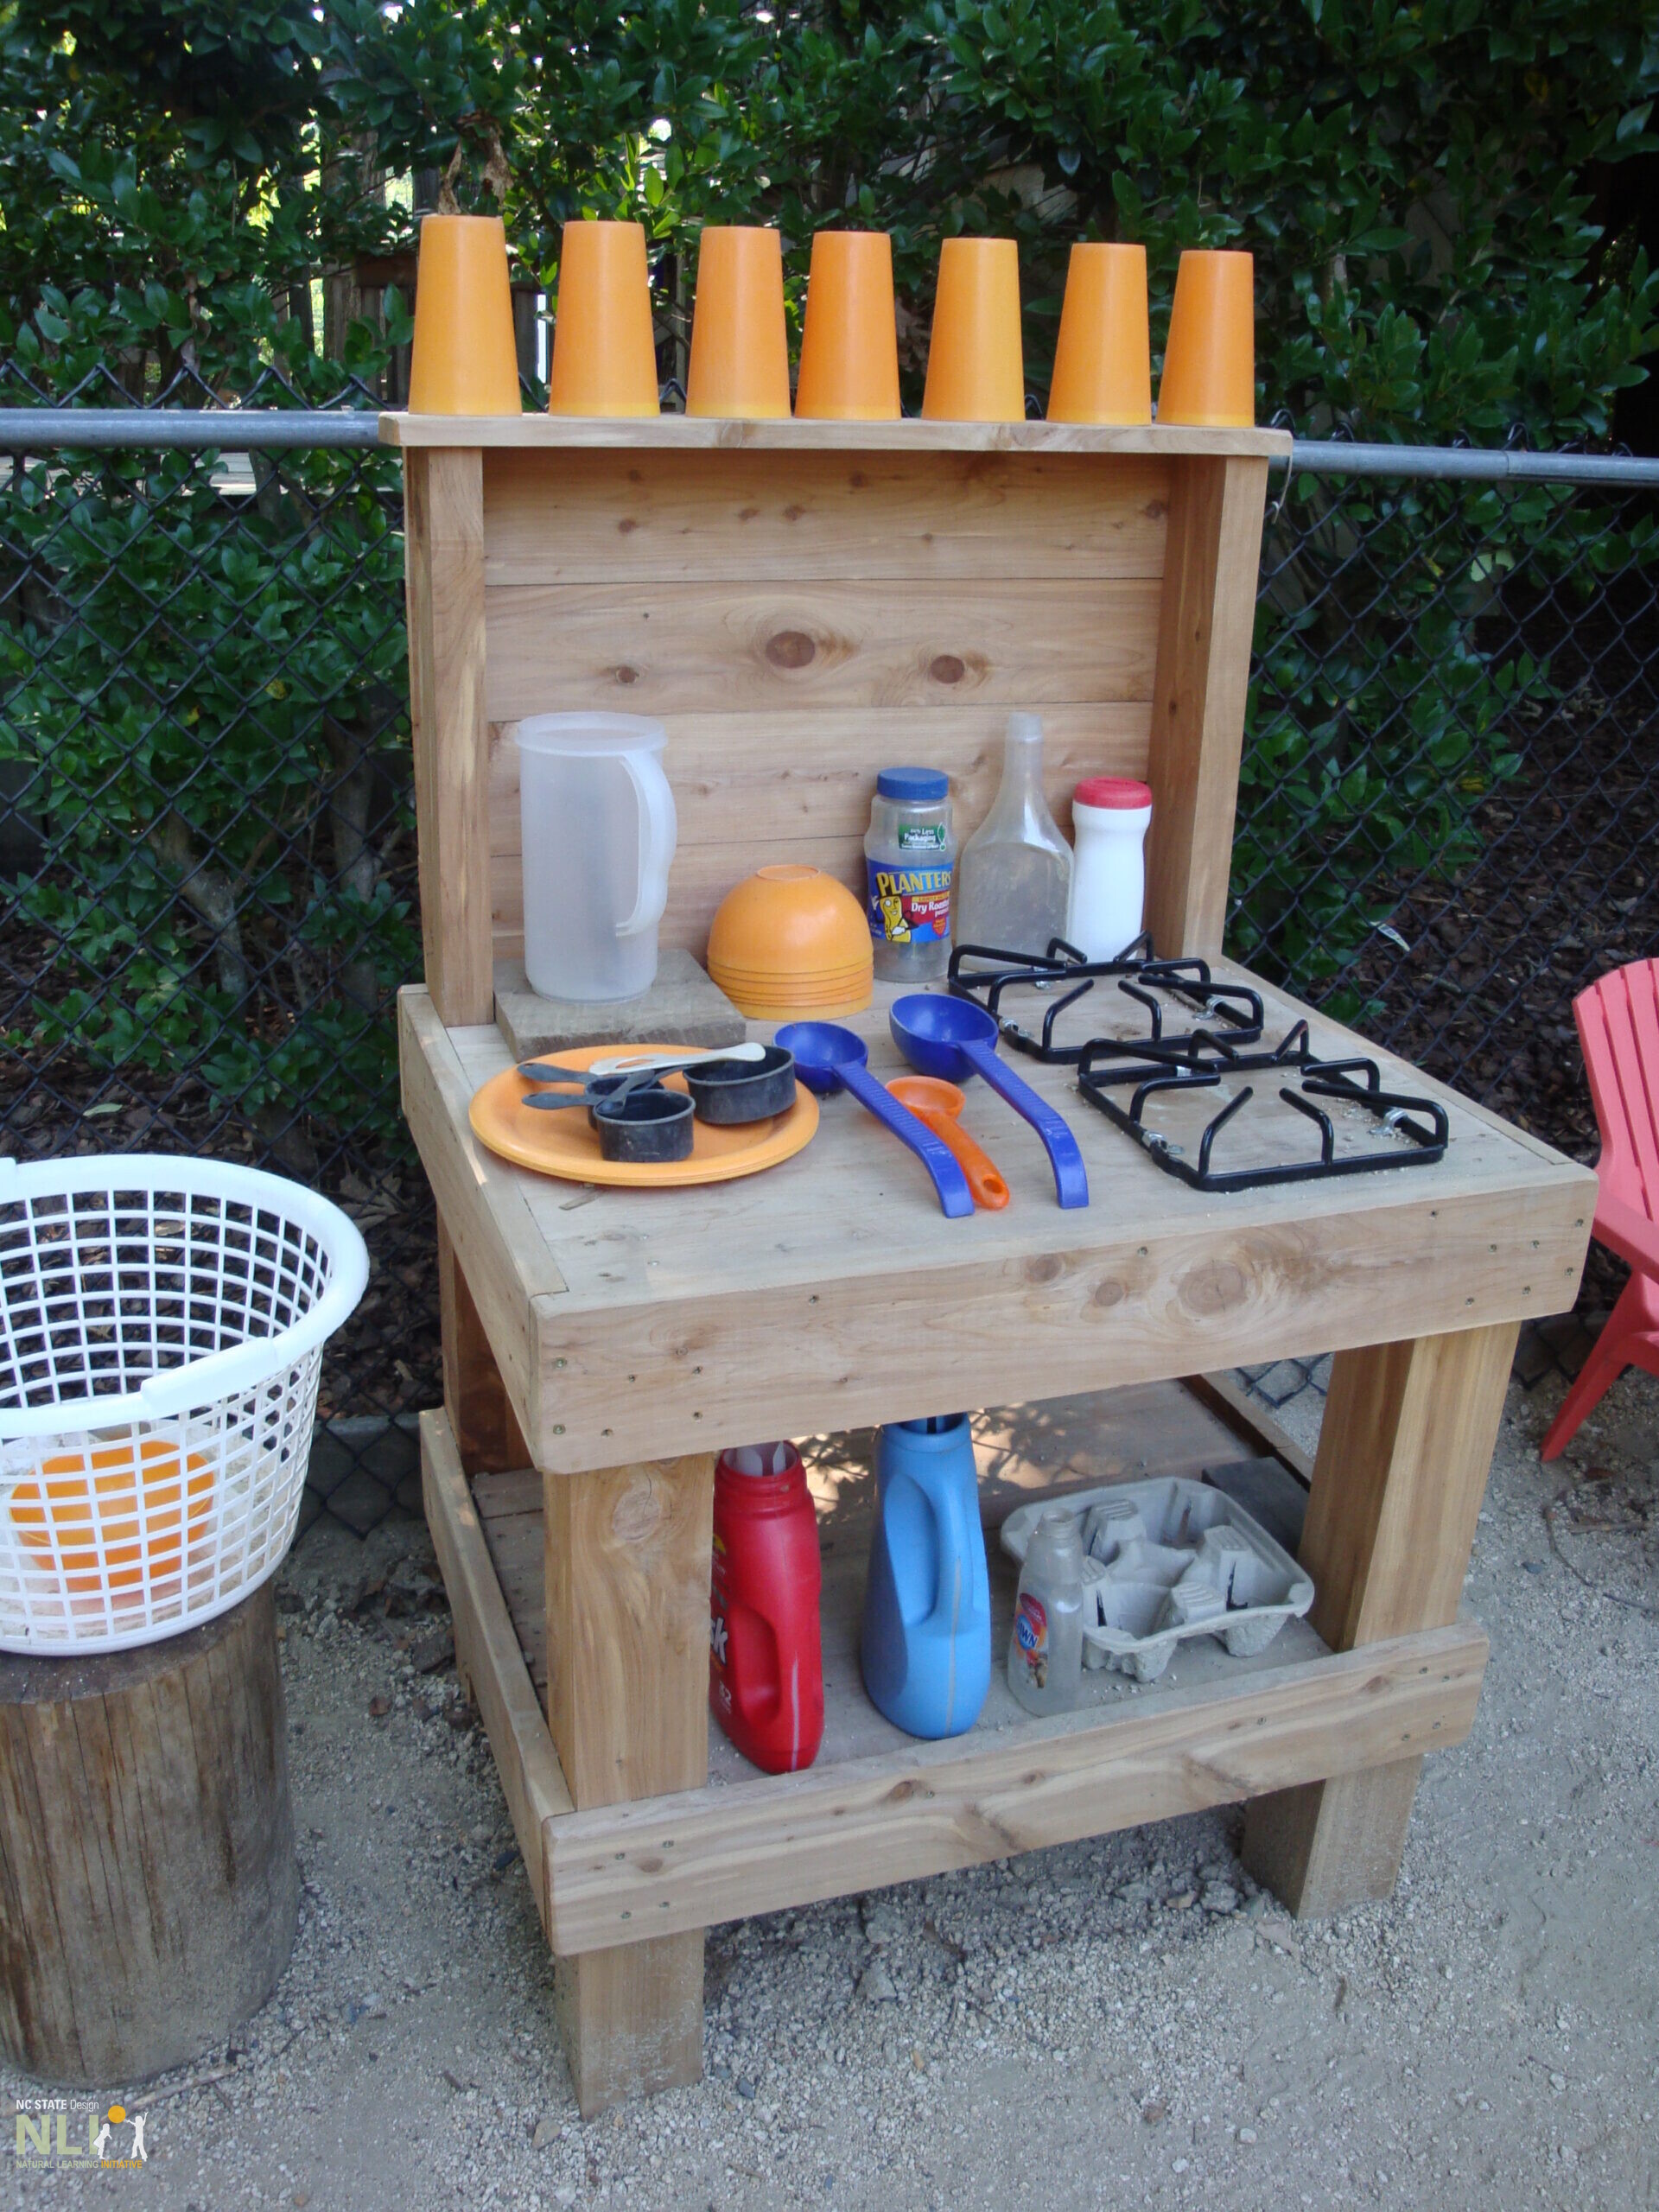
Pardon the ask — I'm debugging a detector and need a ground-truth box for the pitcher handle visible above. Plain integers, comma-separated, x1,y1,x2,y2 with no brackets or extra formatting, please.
615,747,677,938
917,1443,976,1635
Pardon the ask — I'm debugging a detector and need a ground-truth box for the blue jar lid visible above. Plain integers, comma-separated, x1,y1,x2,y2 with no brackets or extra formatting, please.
877,766,949,804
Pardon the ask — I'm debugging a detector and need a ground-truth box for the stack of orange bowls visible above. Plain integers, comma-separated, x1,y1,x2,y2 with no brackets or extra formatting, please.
708,865,874,1020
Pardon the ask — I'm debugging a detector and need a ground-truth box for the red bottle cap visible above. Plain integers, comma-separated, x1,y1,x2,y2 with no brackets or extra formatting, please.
1074,776,1153,810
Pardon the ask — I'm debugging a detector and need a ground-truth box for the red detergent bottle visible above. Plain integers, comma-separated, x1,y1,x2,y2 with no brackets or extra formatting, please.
709,1441,823,1774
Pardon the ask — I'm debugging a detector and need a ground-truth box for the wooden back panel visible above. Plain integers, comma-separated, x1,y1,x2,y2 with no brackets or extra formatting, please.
481,448,1165,962
399,424,1275,1025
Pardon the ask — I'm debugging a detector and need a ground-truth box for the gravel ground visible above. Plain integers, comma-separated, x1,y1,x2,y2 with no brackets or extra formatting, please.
5,1368,1656,2212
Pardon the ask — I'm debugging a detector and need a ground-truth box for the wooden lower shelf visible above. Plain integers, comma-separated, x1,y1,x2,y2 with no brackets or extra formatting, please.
420,1395,1487,1960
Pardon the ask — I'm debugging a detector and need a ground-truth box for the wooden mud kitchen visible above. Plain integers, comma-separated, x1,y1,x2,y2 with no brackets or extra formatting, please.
386,411,1593,2114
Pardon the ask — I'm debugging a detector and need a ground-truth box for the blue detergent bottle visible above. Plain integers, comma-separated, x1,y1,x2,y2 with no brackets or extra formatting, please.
861,1414,991,1738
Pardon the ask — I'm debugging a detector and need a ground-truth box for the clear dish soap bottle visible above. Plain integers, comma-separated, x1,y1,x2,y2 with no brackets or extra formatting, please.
953,713,1073,959
1008,1506,1085,1715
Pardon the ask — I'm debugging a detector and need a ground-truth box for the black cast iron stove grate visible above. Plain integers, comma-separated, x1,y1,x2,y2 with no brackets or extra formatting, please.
1074,1022,1451,1193
947,935,1266,1062
944,936,1451,1193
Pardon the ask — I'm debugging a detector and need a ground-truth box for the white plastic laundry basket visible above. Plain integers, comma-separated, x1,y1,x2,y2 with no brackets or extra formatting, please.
0,1155,369,1653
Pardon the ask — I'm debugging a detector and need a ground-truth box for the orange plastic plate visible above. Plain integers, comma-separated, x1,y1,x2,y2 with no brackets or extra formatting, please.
468,1044,819,1189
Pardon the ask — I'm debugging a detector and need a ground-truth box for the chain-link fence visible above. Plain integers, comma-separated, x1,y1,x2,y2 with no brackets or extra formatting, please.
1232,440,1659,1413
3,386,1656,1524
0,374,428,1533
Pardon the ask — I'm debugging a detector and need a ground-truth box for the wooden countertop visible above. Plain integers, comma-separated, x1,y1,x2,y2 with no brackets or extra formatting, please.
379,411,1293,460
401,967,1593,1472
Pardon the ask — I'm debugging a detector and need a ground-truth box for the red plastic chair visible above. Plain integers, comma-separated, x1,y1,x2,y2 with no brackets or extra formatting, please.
1541,957,1659,1459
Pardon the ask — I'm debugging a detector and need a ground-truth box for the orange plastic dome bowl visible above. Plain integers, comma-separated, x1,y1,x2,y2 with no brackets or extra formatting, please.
708,865,874,1016
11,1437,215,1597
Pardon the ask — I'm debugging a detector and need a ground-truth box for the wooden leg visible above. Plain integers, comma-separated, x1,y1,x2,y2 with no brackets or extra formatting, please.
1241,1759,1425,1915
555,1935,706,2116
544,1452,716,2113
438,1218,529,1475
1242,1322,1516,1916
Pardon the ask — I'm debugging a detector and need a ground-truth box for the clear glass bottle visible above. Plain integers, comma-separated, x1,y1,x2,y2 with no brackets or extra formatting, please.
953,714,1073,959
863,766,957,982
1007,1506,1085,1715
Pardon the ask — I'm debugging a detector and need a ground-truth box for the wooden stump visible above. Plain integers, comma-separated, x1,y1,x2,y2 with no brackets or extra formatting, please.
0,1583,298,2086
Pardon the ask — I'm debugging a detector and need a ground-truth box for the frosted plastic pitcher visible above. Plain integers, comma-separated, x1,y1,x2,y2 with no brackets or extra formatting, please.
515,713,677,1002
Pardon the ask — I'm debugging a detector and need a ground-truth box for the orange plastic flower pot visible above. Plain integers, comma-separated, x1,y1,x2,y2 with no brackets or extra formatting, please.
405,214,523,416
921,238,1024,423
1156,249,1255,429
687,226,791,419
793,232,901,422
1046,242,1152,426
548,219,660,418
12,1438,215,1597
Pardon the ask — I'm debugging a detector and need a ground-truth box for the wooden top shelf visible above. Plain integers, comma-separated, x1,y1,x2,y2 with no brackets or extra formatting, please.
402,964,1593,1475
378,410,1293,460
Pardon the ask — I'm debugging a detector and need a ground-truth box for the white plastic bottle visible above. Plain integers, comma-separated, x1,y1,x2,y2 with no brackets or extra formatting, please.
1007,1507,1085,1715
1065,776,1153,961
953,714,1072,957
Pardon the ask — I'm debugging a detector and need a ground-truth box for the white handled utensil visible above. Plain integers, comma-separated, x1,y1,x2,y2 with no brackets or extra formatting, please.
588,1041,768,1077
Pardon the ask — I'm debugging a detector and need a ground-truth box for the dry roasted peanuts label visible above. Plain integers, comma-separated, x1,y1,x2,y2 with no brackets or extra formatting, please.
868,860,953,945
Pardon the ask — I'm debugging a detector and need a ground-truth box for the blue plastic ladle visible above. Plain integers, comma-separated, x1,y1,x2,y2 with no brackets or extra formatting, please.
889,994,1090,1209
774,1021,973,1219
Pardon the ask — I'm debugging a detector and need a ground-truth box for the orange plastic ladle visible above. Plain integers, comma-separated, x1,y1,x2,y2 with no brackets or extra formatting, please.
887,1076,1010,1210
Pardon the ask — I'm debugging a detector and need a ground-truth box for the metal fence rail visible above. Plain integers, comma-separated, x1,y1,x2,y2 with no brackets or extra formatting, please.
3,395,1656,1523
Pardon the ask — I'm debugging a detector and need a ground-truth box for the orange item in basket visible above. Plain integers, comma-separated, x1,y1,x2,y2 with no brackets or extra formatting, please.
10,1436,216,1596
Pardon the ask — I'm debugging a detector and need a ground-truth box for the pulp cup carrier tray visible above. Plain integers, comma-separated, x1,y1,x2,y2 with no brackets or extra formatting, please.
0,1155,368,1655
999,1477,1314,1683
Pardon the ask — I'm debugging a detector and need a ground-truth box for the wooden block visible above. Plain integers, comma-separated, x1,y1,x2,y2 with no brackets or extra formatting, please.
554,1934,703,2118
1241,1321,1517,1916
0,1587,297,2086
1144,454,1270,957
407,447,493,1024
493,949,746,1062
